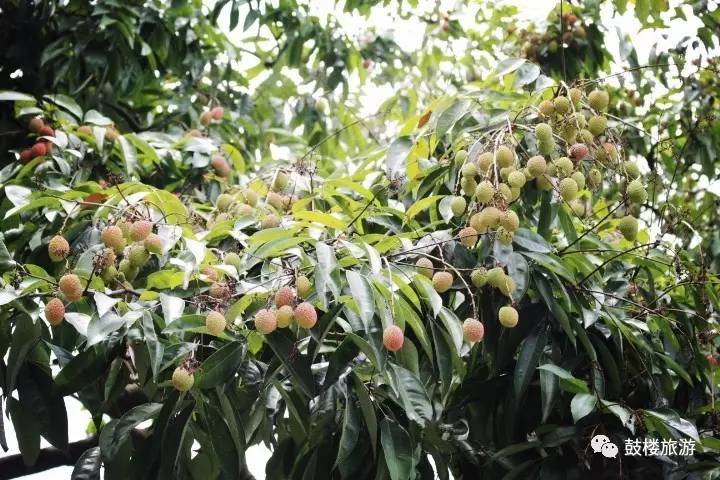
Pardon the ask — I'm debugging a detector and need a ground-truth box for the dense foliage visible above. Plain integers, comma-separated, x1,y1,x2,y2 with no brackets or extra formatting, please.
1,1,719,479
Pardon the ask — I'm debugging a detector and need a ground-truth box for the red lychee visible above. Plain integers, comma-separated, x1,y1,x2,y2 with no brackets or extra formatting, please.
294,302,317,329
383,325,404,352
45,298,65,326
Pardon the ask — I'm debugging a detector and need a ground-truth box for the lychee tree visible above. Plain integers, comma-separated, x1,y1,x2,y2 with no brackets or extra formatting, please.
1,61,719,480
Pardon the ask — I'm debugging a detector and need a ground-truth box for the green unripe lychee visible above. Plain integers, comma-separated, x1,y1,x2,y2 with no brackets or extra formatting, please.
561,124,578,143
500,210,520,232
578,129,594,144
475,181,495,204
470,268,488,287
588,168,602,188
276,305,294,328
571,171,586,190
432,271,454,293
624,161,641,179
477,152,493,173
119,259,139,281
588,89,609,111
568,88,582,106
535,123,553,143
538,138,555,155
460,177,477,196
507,170,526,189
527,155,547,178
559,177,579,201
536,175,554,191
498,183,512,202
415,258,434,278
216,193,233,211
272,171,289,192
144,234,163,254
461,162,477,178
102,265,118,282
242,189,259,206
498,275,516,297
450,196,467,217
499,306,519,328
128,245,149,268
554,96,570,114
297,275,312,298
555,157,574,177
206,311,227,336
495,146,514,168
573,112,587,129
455,150,468,163
486,267,505,288
626,179,647,203
172,366,194,392
496,226,514,245
538,100,555,117
499,166,514,181
618,215,638,241
588,115,607,136
261,214,281,229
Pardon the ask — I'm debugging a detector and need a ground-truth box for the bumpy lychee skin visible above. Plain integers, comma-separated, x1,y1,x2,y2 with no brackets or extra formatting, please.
499,306,519,328
458,226,478,248
507,170,526,189
266,191,285,210
526,155,547,178
59,274,83,302
275,286,296,308
538,100,555,117
255,309,278,334
555,157,574,177
553,96,570,114
498,275,517,297
144,234,163,254
200,110,213,126
276,305,294,328
486,267,506,288
272,171,289,192
211,155,231,177
535,123,553,143
29,117,44,133
450,196,466,217
559,178,579,201
45,298,65,326
415,258,434,279
568,88,582,106
588,168,603,188
261,214,281,229
477,152,493,173
128,245,149,268
216,193,233,211
296,275,312,298
461,162,477,178
496,226,514,245
626,179,647,203
31,142,47,158
460,177,477,197
383,325,404,352
172,366,194,392
495,146,515,168
101,226,126,252
588,89,610,112
432,271,454,293
294,302,318,329
208,282,229,299
48,235,70,262
570,143,589,160
39,126,54,137
500,210,520,232
242,189,259,206
130,220,153,241
206,311,227,336
475,180,495,204
588,115,607,136
623,161,641,179
463,319,484,343
618,215,638,241
471,268,488,287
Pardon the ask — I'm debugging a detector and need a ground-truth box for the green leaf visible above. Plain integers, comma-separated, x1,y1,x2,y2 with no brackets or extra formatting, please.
7,396,40,466
386,136,413,177
195,342,245,389
380,420,415,480
0,91,36,102
513,228,552,253
506,252,529,303
353,373,377,456
570,393,597,422
388,364,432,426
71,447,102,480
436,99,469,137
345,270,375,331
264,329,315,397
54,346,111,395
414,274,442,317
537,364,589,394
110,403,163,458
405,195,443,221
335,386,362,476
142,312,164,383
645,409,699,441
513,327,547,403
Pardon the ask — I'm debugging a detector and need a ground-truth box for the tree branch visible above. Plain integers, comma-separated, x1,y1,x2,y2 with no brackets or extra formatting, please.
0,436,98,480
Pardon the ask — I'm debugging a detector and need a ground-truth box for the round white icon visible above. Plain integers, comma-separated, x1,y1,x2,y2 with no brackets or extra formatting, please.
591,434,618,458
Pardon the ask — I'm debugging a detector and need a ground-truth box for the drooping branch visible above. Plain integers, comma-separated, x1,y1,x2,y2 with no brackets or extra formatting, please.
0,436,97,480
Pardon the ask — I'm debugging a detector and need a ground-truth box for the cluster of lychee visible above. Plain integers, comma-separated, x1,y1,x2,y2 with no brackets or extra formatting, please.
18,116,55,163
252,277,316,335
208,169,293,230
99,218,162,282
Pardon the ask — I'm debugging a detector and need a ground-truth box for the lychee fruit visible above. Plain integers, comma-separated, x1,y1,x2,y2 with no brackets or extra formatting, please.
130,220,153,241
555,157,574,177
242,189,258,206
507,170,526,189
568,88,582,106
211,106,224,120
499,306,519,328
495,226,514,245
106,127,120,142
296,275,312,298
211,155,231,177
31,142,47,158
618,215,638,241
128,245,149,268
458,226,478,248
477,152,493,173
432,271,453,293
144,234,163,254
272,171,289,192
571,171,586,190
172,366,194,392
498,275,516,297
261,214,281,229
450,196,466,217
461,163,477,178
623,161,640,179
471,268,488,287
119,259,139,281
39,126,54,137
206,311,227,336
101,225,126,252
460,177,477,197
19,149,33,163
415,258,434,278
559,177,579,201
626,180,647,204
45,298,65,326
570,143,589,160
455,150,468,163
59,274,83,302
475,180,495,204
538,100,555,117
499,210,520,232
29,117,44,133
266,191,285,210
276,305,294,328
48,235,70,262
382,325,404,352
495,146,515,168
526,156,547,178
275,286,296,307
200,111,212,126
588,115,607,136
255,309,277,334
588,89,609,112
535,123,553,143
463,319,484,343
553,96,570,114
209,282,229,299
294,302,317,329
588,168,602,188
216,193,233,211
486,267,506,288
